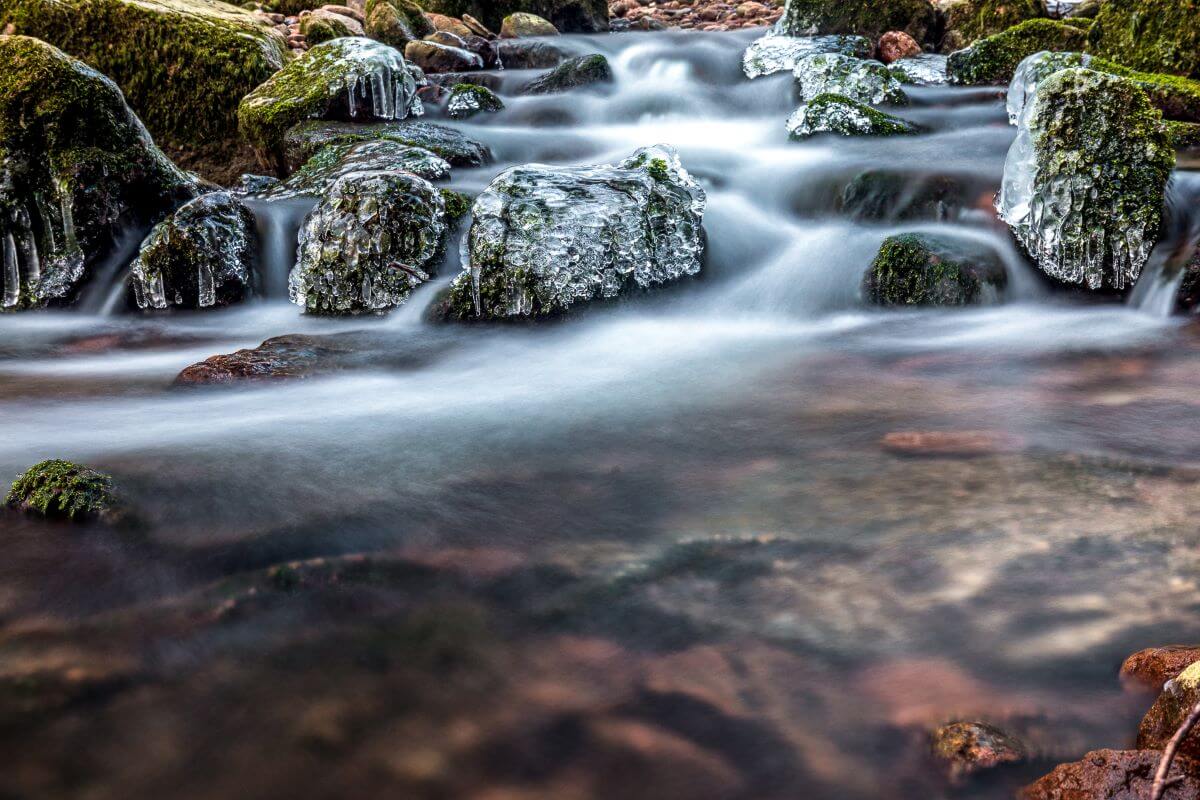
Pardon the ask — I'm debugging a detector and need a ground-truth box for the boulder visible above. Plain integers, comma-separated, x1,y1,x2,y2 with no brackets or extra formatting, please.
877,30,920,63
997,68,1174,291
427,11,473,37
786,94,919,138
1087,0,1200,79
0,0,288,147
447,83,504,118
523,54,613,94
840,170,968,221
300,8,364,44
930,721,1026,780
862,233,1006,306
498,38,569,69
939,0,1046,52
404,39,485,72
129,192,256,310
501,12,558,37
1137,660,1200,758
175,334,355,384
238,37,424,174
6,459,122,523
424,31,500,68
776,0,937,44
291,170,446,314
282,119,489,170
889,53,949,85
741,33,873,79
1121,646,1200,691
1169,120,1200,148
441,145,705,320
793,53,908,105
364,0,434,49
0,37,199,310
947,19,1088,85
262,139,449,199
418,0,608,34
1020,749,1200,800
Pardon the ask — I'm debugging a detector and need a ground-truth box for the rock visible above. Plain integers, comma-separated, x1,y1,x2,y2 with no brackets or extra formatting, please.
877,30,920,63
6,459,122,523
523,54,614,94
931,721,1026,780
320,5,363,22
946,19,1088,85
840,170,967,221
793,53,908,105
260,139,449,199
404,39,484,72
0,0,288,148
447,83,504,118
498,38,569,69
1137,660,1200,758
888,53,949,85
425,70,503,91
1121,646,1200,691
129,192,256,310
1088,0,1200,79
422,31,499,68
291,171,446,314
776,0,937,44
500,12,558,37
441,145,705,320
460,13,493,38
175,334,355,384
239,38,424,174
786,94,919,138
299,8,363,43
282,120,489,170
1020,749,1200,800
741,33,873,79
939,0,1046,51
881,431,1022,456
997,69,1174,291
418,0,609,34
0,37,200,310
863,232,1006,306
232,174,283,195
1065,0,1100,17
364,0,434,49
1169,120,1200,149
427,12,473,37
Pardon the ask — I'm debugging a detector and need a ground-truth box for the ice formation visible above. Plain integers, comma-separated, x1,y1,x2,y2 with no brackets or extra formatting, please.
1006,50,1091,125
333,37,424,121
741,33,873,79
793,53,908,105
262,139,450,200
889,54,949,86
787,95,916,138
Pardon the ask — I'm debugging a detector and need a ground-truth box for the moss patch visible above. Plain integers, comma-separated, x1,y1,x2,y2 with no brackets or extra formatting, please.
1087,0,1200,78
6,459,121,522
364,0,433,48
863,233,1006,306
941,0,1046,48
778,0,937,44
947,19,1089,85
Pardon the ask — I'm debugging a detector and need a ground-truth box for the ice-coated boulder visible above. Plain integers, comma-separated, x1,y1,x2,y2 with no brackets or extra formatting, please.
787,94,918,138
447,83,504,119
862,232,1007,306
238,38,424,174
442,145,706,320
741,33,872,79
290,171,446,315
0,37,200,310
997,68,1175,291
130,192,256,310
282,120,490,171
1006,51,1092,124
889,53,949,86
261,139,450,199
775,0,936,44
793,53,908,105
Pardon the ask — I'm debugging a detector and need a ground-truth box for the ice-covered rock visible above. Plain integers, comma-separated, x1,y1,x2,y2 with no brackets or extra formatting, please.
238,38,424,173
1006,51,1091,124
130,192,256,310
889,53,949,86
442,145,706,320
290,171,446,315
741,33,873,79
787,94,919,138
261,140,450,200
794,53,908,105
282,120,490,172
997,68,1175,291
775,0,936,43
447,83,504,119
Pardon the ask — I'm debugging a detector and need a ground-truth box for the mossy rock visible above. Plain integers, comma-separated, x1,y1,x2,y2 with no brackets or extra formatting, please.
863,232,1007,306
282,119,489,170
263,138,450,198
500,12,558,37
1137,660,1200,760
793,53,908,106
0,0,288,148
0,36,199,310
940,0,1046,50
238,37,423,174
299,9,360,44
364,0,434,49
439,188,473,221
947,19,1089,85
1168,120,1200,149
777,0,937,44
447,83,504,118
6,459,122,522
1087,0,1200,79
522,54,613,94
418,0,607,33
786,94,919,138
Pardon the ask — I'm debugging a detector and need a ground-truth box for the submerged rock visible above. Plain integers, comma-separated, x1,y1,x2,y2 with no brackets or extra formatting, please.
238,38,424,173
1087,0,1200,79
263,139,450,199
500,12,558,37
364,0,434,49
6,459,122,523
787,94,918,138
997,68,1174,291
1020,749,1200,800
775,0,936,43
497,38,568,69
523,54,613,94
1137,660,1200,759
283,120,489,170
939,0,1046,52
0,37,199,310
175,334,356,384
1120,645,1200,691
741,33,873,79
889,54,949,86
442,145,705,320
793,53,908,105
447,83,504,118
930,721,1026,780
129,192,256,310
291,171,446,314
840,170,969,221
863,233,1006,306
947,19,1088,85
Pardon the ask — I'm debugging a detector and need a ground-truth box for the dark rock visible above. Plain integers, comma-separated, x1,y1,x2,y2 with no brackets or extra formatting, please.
523,54,613,94
6,459,123,523
497,38,568,68
282,119,490,170
1020,749,1200,800
930,721,1026,780
863,232,1006,306
175,334,355,384
839,170,969,222
404,39,485,73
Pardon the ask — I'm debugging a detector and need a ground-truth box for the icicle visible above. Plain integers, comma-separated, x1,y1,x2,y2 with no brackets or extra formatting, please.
2,232,19,308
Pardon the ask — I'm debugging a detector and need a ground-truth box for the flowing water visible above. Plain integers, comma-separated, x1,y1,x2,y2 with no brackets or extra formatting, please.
3,29,1200,800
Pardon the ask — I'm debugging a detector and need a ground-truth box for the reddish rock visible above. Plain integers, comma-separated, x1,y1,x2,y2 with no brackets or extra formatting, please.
319,4,363,22
880,430,1023,457
931,721,1026,780
174,335,353,385
461,12,495,38
877,30,921,64
427,12,473,37
1020,749,1200,800
1121,646,1200,691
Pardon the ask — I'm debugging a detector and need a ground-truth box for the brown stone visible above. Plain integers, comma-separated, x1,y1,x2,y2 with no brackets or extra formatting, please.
427,12,472,37
404,39,484,73
931,721,1026,780
880,430,1023,457
877,30,921,64
461,12,495,38
319,4,363,22
1020,749,1200,800
174,335,353,385
1121,646,1200,691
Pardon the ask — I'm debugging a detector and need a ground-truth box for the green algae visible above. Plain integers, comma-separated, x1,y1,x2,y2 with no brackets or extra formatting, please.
6,459,121,522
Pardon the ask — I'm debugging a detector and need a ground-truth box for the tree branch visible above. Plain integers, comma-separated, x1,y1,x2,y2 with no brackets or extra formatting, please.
1151,699,1200,800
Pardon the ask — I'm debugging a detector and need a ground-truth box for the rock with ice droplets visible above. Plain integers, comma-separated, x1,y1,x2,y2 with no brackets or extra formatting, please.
442,145,706,320
787,94,918,138
130,192,256,310
447,84,504,119
889,54,949,86
291,170,446,315
741,33,872,79
1006,51,1091,124
260,139,450,200
793,53,908,105
997,68,1174,291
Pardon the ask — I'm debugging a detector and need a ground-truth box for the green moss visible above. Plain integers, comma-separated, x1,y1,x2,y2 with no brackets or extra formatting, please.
948,18,1090,85
364,0,433,48
1087,0,1200,78
447,83,504,118
6,459,121,522
439,188,473,221
778,0,937,43
299,14,351,45
1088,56,1200,121
942,0,1046,48
789,93,919,138
863,233,1006,306
0,0,288,148
1167,120,1200,148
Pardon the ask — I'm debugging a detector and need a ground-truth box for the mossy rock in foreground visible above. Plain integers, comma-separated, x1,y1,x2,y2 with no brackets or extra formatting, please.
862,233,1007,306
947,19,1089,85
777,0,937,45
6,460,122,522
0,0,289,147
1087,0,1200,79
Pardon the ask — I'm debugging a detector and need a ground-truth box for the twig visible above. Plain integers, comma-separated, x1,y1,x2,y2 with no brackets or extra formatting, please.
1151,699,1200,800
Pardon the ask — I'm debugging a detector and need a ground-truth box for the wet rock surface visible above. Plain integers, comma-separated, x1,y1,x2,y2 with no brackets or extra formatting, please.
930,721,1027,779
1020,749,1200,800
175,334,358,384
523,53,614,94
741,33,873,79
1121,646,1200,690
863,232,1007,306
787,94,918,138
793,52,908,105
282,119,490,171
262,139,450,199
